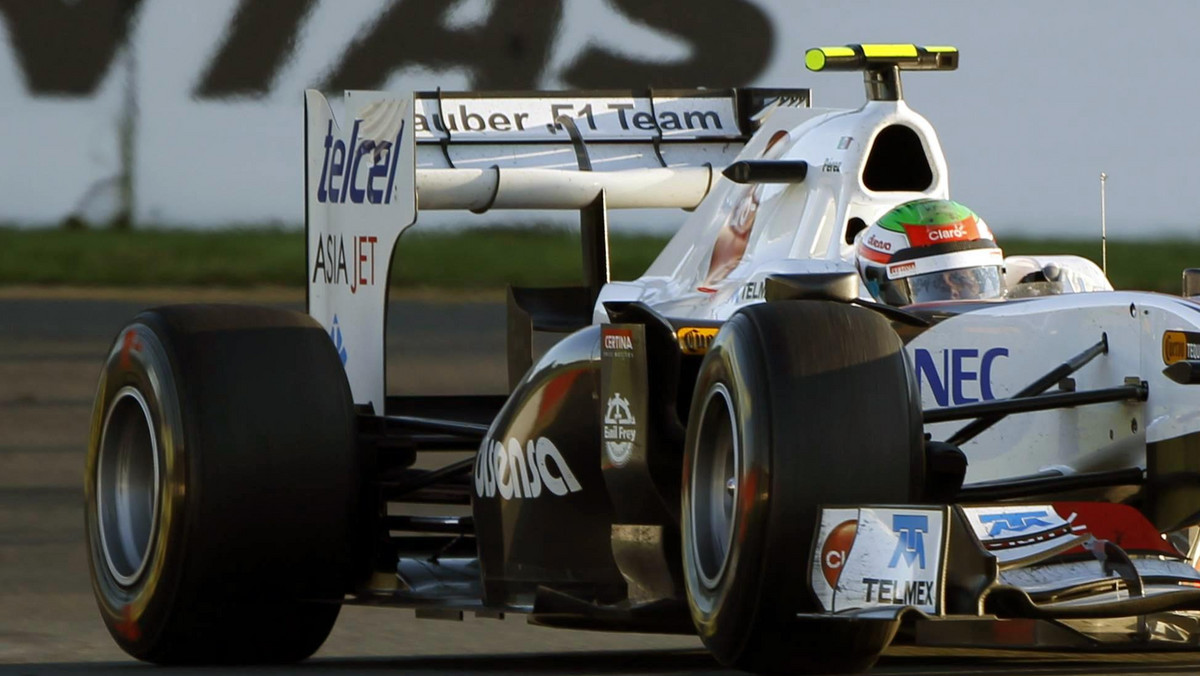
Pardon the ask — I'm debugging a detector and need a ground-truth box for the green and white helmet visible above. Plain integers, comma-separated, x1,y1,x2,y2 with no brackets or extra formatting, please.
855,199,1005,306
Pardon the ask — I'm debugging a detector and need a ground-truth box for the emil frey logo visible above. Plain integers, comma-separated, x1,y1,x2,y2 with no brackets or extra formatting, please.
329,315,348,365
978,510,1054,537
602,392,637,467
315,118,406,206
889,514,928,569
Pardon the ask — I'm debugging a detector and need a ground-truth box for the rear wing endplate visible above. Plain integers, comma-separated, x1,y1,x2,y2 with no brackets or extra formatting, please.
305,88,810,410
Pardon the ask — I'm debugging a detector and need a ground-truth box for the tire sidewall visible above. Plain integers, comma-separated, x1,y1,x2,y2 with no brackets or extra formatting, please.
85,322,189,658
681,302,920,671
682,317,771,662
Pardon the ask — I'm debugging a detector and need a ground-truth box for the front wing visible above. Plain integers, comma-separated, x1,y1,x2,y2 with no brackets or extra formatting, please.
811,501,1200,648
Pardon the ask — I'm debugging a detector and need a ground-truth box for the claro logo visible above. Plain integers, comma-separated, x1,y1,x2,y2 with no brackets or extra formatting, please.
821,519,858,588
927,224,967,242
475,436,582,500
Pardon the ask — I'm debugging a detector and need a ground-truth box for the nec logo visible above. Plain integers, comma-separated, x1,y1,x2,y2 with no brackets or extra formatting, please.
915,347,1008,407
315,119,405,205
889,514,928,569
978,510,1054,537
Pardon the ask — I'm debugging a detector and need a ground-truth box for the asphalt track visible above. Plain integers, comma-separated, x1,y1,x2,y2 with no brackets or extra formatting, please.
6,293,1200,675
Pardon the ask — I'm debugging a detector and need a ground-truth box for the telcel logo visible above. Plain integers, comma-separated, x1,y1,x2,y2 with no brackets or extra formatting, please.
315,118,405,205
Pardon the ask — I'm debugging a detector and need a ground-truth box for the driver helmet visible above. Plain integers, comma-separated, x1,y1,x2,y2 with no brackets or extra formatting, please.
855,199,1005,306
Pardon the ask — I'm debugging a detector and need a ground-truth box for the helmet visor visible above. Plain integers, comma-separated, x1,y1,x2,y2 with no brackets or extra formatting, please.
900,266,1004,304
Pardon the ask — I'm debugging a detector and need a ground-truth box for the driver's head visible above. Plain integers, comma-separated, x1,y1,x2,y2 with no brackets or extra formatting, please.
855,199,1005,306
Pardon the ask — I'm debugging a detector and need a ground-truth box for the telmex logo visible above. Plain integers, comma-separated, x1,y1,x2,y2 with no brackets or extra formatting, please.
315,119,405,206
888,262,917,277
820,519,858,588
889,514,928,570
475,436,581,500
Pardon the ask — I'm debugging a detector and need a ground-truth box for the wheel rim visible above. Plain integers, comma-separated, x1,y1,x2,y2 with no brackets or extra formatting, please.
690,383,739,590
96,386,161,587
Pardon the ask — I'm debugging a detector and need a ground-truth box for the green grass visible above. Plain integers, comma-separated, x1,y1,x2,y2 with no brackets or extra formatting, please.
1,226,1197,293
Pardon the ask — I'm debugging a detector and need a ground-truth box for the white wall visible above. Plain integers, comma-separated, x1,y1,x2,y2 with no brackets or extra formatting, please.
2,0,1198,238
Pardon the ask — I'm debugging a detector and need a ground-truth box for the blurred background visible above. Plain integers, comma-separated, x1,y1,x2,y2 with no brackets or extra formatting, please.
2,0,1199,236
2,0,1200,665
2,0,1198,293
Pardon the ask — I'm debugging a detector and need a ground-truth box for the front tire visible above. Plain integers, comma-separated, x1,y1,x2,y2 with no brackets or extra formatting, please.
85,305,360,664
682,301,923,674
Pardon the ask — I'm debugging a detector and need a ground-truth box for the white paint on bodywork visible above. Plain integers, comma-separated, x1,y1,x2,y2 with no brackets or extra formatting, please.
305,90,416,412
609,99,952,318
909,293,1200,483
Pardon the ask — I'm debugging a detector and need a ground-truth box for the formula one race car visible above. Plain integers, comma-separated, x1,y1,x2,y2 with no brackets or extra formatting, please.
86,45,1200,674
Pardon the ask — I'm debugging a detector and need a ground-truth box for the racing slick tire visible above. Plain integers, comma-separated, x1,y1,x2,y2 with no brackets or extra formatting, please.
85,305,359,664
682,301,923,674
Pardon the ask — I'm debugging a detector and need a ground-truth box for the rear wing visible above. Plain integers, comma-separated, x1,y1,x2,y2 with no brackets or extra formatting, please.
305,88,810,411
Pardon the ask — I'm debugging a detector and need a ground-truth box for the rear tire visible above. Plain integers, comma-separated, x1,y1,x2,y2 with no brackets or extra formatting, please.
682,301,923,674
85,304,360,664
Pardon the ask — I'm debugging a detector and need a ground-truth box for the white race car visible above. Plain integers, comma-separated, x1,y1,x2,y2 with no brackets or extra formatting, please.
86,45,1200,674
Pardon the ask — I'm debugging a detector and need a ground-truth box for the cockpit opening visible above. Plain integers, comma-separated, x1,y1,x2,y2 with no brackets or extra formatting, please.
862,125,933,192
